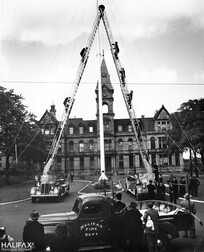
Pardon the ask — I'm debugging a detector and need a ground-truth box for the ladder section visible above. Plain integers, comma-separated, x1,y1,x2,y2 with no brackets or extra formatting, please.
101,9,152,172
43,7,105,175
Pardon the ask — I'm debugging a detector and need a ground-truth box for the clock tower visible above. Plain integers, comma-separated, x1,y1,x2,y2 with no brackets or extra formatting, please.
95,54,115,135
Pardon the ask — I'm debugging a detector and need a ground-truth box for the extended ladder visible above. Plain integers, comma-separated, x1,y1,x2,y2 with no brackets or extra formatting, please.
43,5,152,174
101,8,152,172
43,7,104,174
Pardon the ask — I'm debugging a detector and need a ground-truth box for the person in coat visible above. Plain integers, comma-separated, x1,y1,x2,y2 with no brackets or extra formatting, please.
50,223,77,252
143,202,159,252
23,210,45,252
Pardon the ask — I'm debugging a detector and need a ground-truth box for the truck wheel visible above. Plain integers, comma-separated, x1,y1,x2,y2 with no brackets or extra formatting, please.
157,232,170,252
31,197,36,203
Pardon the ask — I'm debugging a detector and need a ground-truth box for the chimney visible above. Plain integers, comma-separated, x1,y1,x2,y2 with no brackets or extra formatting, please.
141,115,145,118
50,103,56,117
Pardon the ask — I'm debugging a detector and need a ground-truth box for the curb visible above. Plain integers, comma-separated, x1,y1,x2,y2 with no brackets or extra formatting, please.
0,198,31,206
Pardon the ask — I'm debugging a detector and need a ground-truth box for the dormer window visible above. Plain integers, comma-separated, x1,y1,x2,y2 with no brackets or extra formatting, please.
102,72,106,77
79,126,84,134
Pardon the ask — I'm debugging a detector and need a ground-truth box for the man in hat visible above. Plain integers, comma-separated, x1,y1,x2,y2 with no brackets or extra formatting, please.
181,193,196,238
114,193,126,213
23,210,45,251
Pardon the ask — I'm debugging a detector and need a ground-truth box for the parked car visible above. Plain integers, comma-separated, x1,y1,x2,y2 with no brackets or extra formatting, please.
30,173,70,203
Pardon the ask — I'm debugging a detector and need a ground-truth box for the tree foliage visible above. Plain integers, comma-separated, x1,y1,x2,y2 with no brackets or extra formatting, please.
167,98,204,168
0,86,46,181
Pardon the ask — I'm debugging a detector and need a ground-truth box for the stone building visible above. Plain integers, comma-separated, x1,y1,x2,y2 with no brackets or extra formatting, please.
38,57,184,176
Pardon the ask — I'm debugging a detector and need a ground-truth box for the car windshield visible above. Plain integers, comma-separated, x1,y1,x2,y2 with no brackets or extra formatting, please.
72,199,82,214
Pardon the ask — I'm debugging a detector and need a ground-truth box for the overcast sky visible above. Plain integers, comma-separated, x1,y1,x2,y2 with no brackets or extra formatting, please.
1,0,204,120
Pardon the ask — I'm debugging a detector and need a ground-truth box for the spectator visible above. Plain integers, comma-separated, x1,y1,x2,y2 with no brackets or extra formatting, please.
188,176,194,196
172,177,178,204
112,193,126,250
124,202,143,250
114,193,126,213
158,173,163,183
156,182,166,201
0,227,13,252
192,176,200,197
153,163,159,181
143,202,159,252
147,180,156,200
23,210,45,252
168,181,174,204
179,177,186,197
181,194,196,238
70,172,74,182
50,223,77,252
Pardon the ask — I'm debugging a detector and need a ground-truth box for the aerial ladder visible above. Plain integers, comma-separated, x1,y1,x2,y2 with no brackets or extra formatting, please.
43,5,152,175
100,7,152,172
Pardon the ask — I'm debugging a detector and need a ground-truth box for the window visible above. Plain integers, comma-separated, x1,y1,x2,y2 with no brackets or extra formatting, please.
127,125,132,132
150,137,156,149
119,155,124,169
89,126,93,133
104,121,110,131
79,141,84,152
44,126,49,135
69,157,74,170
50,126,55,135
118,139,123,147
69,127,74,135
80,157,84,170
90,156,94,170
128,138,133,146
79,126,84,134
129,154,134,168
118,125,123,132
89,140,94,150
69,141,74,151
128,138,133,150
83,203,102,215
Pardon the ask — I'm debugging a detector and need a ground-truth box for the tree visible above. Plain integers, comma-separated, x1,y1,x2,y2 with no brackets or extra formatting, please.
167,99,204,176
0,86,46,183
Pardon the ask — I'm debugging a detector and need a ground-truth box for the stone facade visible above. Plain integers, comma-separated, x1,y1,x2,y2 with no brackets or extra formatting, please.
38,58,184,176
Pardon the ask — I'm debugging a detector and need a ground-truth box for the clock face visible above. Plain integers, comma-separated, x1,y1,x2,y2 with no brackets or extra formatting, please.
102,87,108,97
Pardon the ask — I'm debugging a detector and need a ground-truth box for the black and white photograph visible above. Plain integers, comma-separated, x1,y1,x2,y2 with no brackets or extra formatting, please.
1,0,204,251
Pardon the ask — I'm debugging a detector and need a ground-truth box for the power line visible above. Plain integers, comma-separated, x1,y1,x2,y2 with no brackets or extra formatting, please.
0,80,204,86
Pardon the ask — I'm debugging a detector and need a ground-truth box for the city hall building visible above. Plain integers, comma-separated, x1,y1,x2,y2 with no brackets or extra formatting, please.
39,58,184,176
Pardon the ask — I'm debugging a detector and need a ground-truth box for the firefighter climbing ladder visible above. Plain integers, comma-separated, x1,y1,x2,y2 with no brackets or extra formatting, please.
43,5,152,175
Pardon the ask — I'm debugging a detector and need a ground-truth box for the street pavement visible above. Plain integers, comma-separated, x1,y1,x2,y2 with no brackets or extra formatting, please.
1,172,204,204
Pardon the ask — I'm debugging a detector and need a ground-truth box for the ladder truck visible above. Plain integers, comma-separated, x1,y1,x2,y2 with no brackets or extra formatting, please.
42,4,153,181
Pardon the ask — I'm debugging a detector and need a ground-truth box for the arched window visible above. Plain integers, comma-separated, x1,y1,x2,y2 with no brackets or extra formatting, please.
150,137,156,149
69,141,74,151
102,104,108,113
128,138,133,150
128,138,133,146
118,139,123,147
79,141,84,152
89,140,94,150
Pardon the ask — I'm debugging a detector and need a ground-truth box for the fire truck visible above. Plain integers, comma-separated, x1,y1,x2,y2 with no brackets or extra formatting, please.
30,173,70,203
39,193,201,251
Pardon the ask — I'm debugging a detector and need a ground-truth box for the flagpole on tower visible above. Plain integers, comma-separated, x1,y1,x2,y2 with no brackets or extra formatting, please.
96,0,108,181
